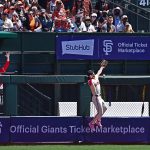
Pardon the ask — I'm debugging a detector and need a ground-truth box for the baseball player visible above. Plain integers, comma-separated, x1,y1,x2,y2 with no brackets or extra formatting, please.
87,60,108,129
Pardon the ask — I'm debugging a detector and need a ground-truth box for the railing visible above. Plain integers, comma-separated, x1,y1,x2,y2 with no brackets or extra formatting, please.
18,83,52,116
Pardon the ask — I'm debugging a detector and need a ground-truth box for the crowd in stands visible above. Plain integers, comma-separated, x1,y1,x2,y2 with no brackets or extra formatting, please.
0,0,134,33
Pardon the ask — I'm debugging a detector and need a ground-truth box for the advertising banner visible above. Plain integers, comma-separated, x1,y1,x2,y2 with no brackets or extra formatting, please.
56,35,150,60
84,117,150,143
0,117,10,143
0,117,150,143
10,117,82,143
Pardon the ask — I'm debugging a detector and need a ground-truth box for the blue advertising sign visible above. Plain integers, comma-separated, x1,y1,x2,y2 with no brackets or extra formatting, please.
10,117,82,143
0,116,150,143
56,35,150,60
84,117,150,143
10,117,150,143
0,117,10,143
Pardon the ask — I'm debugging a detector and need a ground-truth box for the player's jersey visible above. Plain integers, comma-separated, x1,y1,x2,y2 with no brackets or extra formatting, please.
88,75,101,96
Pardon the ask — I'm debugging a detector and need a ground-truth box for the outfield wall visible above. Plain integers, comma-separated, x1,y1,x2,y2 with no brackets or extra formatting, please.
0,116,150,144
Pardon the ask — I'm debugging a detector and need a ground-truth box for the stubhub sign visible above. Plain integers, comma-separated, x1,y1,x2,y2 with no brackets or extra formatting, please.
62,39,94,56
56,35,150,60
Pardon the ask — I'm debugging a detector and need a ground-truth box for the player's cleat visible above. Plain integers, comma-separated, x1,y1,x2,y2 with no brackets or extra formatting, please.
95,121,102,127
88,122,95,130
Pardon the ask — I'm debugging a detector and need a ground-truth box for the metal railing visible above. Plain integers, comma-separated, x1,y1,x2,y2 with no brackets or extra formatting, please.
18,83,52,116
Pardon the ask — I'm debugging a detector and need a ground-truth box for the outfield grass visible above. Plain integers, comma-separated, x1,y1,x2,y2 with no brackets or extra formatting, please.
0,145,150,150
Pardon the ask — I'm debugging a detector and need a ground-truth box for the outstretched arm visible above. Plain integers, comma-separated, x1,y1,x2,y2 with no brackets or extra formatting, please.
0,52,10,73
96,66,105,77
96,60,108,77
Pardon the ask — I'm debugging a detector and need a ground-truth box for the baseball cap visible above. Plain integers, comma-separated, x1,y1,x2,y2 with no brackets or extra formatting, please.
87,70,94,76
91,13,97,17
0,4,4,7
122,15,128,19
41,9,46,13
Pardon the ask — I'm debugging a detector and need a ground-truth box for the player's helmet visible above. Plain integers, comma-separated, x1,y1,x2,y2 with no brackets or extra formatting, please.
87,70,94,76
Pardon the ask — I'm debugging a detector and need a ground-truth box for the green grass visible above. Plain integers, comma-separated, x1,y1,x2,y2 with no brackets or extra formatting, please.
0,145,150,150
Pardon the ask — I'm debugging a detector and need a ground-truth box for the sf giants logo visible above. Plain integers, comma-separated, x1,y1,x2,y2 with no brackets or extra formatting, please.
103,40,113,55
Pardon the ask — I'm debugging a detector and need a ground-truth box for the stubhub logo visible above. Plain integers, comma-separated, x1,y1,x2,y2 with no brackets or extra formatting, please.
61,39,94,56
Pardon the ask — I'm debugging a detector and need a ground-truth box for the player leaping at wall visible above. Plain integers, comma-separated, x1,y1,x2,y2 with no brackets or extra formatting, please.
87,60,108,130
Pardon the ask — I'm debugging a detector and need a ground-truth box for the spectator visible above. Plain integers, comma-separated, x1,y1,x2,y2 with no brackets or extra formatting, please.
97,16,106,32
46,0,56,13
72,0,84,18
39,8,53,32
91,12,98,30
84,16,96,32
72,0,92,18
12,12,23,31
101,15,116,33
8,6,16,19
15,1,24,16
27,11,42,32
0,4,4,14
83,0,92,17
73,14,86,32
112,6,123,28
123,21,134,33
52,0,69,32
116,15,132,32
0,4,4,31
2,13,13,31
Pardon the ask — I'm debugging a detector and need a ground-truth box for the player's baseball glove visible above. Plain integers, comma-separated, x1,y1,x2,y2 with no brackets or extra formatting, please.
100,60,108,67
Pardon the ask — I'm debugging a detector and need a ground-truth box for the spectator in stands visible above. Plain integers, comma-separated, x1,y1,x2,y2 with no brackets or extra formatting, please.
97,16,105,32
91,12,98,30
8,6,16,19
2,12,13,31
0,4,4,14
72,0,84,18
84,16,96,32
27,10,42,32
12,12,23,31
72,0,92,18
15,1,24,16
52,0,69,32
73,14,86,32
46,0,56,13
116,15,133,32
83,0,92,17
101,15,116,33
0,4,4,31
112,6,122,28
102,16,116,33
123,21,134,33
39,8,53,32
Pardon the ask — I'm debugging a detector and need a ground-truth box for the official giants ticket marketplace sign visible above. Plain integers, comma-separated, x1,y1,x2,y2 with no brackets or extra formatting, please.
0,117,150,143
56,35,150,60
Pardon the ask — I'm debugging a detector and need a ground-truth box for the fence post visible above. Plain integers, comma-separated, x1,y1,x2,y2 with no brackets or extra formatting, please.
3,84,18,116
77,83,91,116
